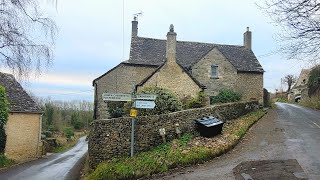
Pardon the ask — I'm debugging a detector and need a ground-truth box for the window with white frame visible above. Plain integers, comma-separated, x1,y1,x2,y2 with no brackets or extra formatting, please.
211,65,218,78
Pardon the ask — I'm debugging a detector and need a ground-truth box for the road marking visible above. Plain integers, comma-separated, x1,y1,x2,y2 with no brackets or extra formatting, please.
312,122,320,129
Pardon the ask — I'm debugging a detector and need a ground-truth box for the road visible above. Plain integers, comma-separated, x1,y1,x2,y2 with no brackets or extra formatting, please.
152,103,320,180
0,136,88,180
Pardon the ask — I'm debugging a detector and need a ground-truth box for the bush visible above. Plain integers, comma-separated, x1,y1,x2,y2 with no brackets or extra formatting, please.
210,89,241,104
138,86,182,116
107,101,125,118
185,92,207,109
63,127,74,139
0,86,9,153
308,65,320,96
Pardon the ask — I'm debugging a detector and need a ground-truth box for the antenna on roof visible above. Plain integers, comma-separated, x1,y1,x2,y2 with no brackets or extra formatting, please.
133,10,143,21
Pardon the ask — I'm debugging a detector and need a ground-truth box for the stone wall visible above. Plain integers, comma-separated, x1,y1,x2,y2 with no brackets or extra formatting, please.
89,101,258,168
5,112,42,161
236,72,263,103
94,63,157,119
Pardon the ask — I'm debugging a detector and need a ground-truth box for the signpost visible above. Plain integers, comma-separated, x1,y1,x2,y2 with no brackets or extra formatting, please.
103,91,157,157
135,100,156,109
135,94,157,100
102,93,131,102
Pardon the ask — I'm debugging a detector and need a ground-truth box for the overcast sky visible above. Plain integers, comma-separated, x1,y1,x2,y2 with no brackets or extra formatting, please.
12,0,315,101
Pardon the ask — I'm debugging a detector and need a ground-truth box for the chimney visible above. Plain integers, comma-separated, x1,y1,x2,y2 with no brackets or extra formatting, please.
243,27,252,50
166,24,177,64
131,17,138,37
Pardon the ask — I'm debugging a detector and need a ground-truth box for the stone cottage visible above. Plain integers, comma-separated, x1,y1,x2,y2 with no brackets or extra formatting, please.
0,72,43,161
289,69,311,102
93,20,264,119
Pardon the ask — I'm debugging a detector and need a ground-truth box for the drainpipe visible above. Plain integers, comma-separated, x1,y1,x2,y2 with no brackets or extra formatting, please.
36,114,43,157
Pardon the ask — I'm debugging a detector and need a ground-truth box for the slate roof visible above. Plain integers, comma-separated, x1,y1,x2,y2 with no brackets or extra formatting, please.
128,36,264,72
0,72,42,113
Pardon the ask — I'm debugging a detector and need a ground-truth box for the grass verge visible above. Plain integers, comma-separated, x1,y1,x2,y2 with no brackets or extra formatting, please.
52,139,78,153
0,154,14,168
86,110,266,180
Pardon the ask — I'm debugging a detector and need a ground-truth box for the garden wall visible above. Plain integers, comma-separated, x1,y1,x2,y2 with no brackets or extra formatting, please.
89,101,258,168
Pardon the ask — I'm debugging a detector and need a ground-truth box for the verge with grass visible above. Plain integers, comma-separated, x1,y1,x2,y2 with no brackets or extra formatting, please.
86,110,266,180
52,140,78,153
0,154,14,168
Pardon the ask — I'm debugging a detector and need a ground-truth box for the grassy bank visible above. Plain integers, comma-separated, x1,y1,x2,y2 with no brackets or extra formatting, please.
52,140,79,153
86,110,266,180
300,97,320,110
0,154,14,168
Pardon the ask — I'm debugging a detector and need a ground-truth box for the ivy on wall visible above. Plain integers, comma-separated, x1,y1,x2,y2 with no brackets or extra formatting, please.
0,86,9,153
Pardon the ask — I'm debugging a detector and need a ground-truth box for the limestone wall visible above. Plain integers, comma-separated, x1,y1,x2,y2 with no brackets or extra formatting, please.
192,48,238,97
94,64,157,119
89,101,258,168
5,113,41,161
236,72,263,103
138,62,201,98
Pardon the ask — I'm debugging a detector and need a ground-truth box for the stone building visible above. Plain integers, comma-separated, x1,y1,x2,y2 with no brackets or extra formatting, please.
93,20,264,119
289,69,311,102
0,72,43,161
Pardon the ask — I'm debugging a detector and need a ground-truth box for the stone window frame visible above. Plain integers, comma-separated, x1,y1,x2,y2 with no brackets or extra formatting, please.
211,64,219,79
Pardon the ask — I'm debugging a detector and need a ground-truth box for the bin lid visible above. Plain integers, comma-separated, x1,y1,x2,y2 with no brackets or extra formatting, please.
195,116,223,127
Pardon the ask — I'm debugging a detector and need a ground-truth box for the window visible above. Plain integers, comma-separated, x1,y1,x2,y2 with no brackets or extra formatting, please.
211,65,218,78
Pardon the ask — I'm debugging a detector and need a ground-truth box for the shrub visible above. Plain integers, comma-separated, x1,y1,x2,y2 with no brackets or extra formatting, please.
185,92,207,109
138,86,182,116
210,89,241,104
0,86,9,153
308,65,320,96
107,101,125,118
63,127,74,139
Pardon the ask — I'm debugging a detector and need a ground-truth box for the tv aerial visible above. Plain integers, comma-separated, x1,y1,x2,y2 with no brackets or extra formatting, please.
133,11,143,21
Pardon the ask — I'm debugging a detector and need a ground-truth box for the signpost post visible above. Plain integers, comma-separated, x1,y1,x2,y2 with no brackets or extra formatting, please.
103,90,157,157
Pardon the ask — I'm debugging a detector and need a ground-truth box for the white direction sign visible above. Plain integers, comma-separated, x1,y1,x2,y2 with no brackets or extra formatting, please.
135,94,157,100
102,93,132,102
135,100,156,109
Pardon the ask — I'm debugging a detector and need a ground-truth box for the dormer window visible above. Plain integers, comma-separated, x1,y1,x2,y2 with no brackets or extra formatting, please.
211,65,219,78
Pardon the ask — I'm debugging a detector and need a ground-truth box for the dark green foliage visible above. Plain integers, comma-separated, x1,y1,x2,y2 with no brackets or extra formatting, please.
107,101,125,118
63,127,74,139
0,153,14,168
185,92,207,109
44,103,54,126
71,112,84,129
138,86,182,116
0,86,9,153
210,89,242,104
308,65,320,96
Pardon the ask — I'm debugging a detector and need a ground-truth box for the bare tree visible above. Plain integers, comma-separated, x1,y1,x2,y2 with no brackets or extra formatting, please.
259,0,320,62
284,74,297,92
0,0,57,77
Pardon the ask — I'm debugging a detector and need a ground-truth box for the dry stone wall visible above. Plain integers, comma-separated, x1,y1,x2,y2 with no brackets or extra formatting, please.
89,101,258,168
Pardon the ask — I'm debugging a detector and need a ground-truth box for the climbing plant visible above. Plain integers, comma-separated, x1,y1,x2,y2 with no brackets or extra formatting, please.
0,86,9,153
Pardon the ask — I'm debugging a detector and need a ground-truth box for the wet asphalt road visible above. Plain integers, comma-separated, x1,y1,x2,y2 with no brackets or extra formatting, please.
0,136,88,180
152,103,320,180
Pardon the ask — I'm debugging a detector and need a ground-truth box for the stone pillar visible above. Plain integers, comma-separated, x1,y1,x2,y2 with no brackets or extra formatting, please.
166,24,177,64
132,19,138,37
243,27,252,50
